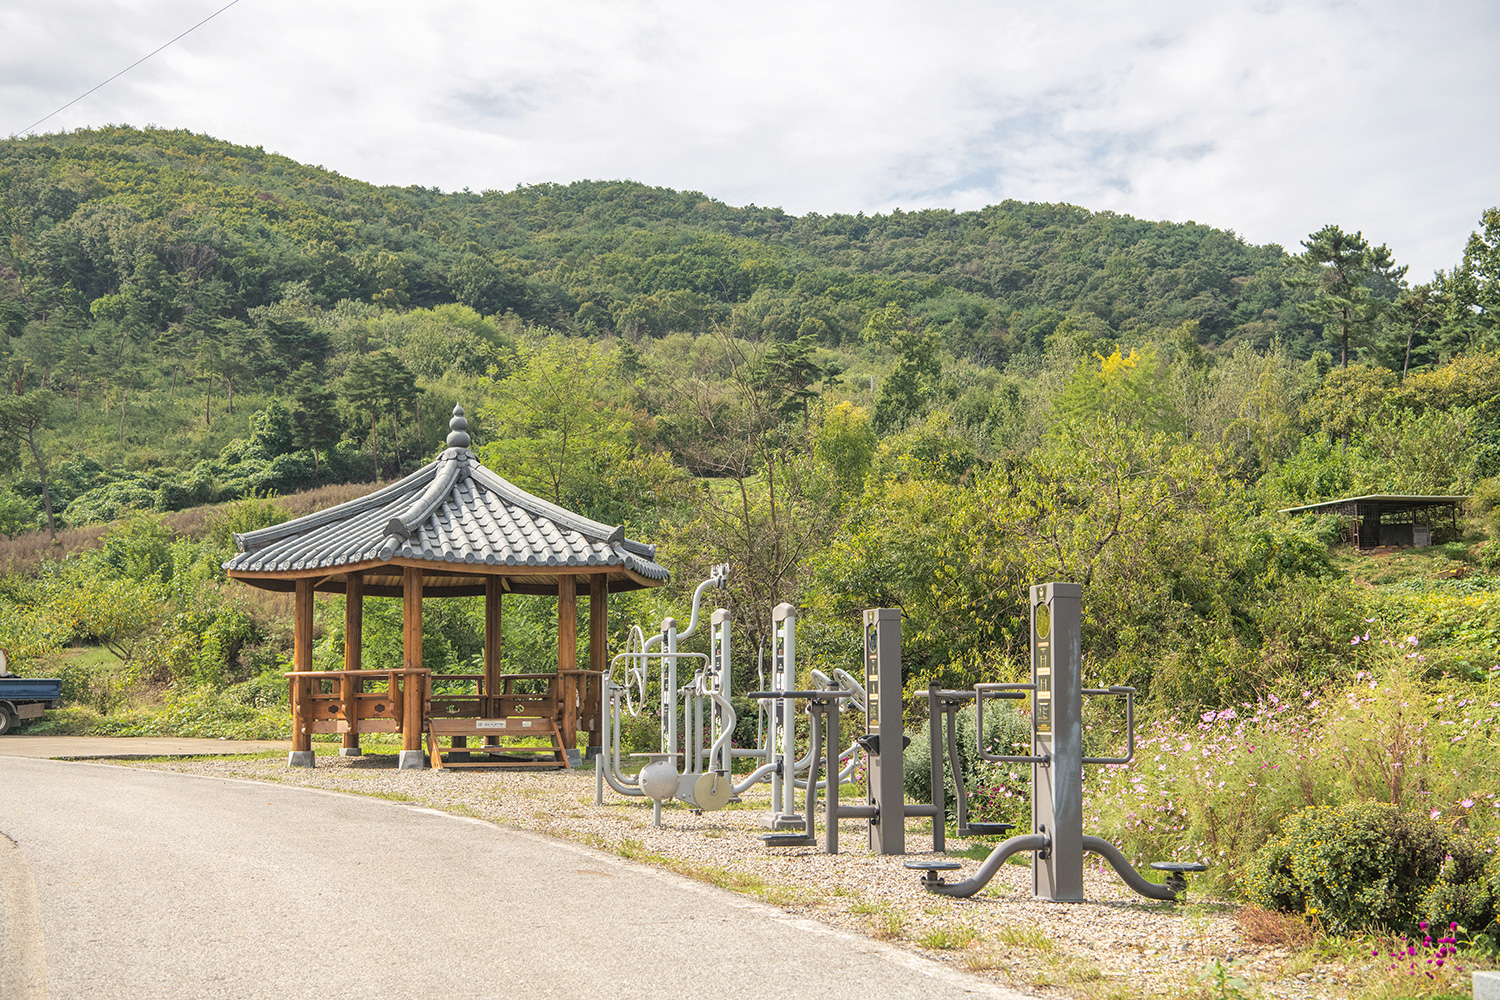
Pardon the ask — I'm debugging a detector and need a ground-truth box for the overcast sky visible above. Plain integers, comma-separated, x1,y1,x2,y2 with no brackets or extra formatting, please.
3,0,1496,280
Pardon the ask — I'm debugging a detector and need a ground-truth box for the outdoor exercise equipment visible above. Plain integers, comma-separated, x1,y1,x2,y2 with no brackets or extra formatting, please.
906,582,1207,901
596,586,946,851
597,570,837,817
747,607,946,854
860,608,944,855
597,565,733,813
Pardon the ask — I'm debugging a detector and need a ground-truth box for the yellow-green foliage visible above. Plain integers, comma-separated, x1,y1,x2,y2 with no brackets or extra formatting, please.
1242,801,1495,938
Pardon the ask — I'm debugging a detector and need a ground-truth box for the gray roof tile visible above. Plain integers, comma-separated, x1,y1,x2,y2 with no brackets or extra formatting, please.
223,426,669,587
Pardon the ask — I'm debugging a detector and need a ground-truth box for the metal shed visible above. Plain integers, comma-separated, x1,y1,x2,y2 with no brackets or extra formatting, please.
1278,494,1468,549
223,404,670,769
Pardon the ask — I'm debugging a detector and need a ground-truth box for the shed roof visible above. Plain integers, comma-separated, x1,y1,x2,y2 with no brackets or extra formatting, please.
223,406,669,596
1278,494,1469,516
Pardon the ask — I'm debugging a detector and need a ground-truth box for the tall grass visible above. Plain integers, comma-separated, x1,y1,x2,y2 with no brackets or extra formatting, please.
1085,631,1500,898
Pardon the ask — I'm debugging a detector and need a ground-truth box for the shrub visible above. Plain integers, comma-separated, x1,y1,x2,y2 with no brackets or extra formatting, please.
903,700,1032,827
1418,845,1498,949
62,481,157,526
1243,801,1491,935
223,671,289,710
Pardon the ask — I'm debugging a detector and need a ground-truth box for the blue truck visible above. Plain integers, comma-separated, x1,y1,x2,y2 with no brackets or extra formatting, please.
0,673,62,734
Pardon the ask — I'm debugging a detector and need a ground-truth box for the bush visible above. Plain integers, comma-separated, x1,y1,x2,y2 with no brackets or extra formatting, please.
223,671,288,710
1243,801,1492,935
1419,845,1498,948
903,699,1032,827
62,481,157,526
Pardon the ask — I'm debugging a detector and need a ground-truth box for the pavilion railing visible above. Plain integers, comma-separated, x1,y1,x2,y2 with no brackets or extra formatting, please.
428,670,602,750
285,667,603,755
285,668,432,753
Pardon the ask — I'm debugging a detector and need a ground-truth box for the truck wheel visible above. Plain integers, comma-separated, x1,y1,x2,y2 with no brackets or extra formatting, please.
0,706,16,736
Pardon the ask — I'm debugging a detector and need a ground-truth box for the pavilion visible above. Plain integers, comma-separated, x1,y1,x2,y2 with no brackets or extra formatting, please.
223,405,670,769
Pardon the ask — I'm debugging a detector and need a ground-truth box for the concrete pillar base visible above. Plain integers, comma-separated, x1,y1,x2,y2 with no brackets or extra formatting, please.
338,747,362,757
584,745,602,762
397,750,426,770
566,748,583,768
287,751,315,768
1475,970,1500,1000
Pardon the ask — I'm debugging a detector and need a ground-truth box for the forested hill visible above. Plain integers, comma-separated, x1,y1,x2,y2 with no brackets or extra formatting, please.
1,124,1304,362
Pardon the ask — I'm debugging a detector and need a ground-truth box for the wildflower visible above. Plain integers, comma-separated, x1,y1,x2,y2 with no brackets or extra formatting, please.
1405,636,1419,646
1431,809,1442,820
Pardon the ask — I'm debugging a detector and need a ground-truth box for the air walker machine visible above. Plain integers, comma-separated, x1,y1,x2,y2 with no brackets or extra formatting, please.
908,582,1207,900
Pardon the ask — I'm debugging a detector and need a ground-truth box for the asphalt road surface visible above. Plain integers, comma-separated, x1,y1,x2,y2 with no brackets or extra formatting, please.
0,736,290,759
0,758,1026,1000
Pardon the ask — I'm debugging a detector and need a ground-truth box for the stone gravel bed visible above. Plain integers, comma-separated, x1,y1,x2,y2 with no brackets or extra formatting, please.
125,751,1364,999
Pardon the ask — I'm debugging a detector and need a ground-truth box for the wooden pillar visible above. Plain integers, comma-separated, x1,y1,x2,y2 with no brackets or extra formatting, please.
402,566,424,752
588,574,608,672
587,573,608,751
484,576,503,746
292,578,313,753
341,573,364,754
557,575,577,750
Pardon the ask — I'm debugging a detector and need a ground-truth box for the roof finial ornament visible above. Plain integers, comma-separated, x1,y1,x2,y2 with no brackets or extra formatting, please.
446,403,472,449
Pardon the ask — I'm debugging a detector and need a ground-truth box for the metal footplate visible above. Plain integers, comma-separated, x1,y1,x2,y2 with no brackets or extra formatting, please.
903,860,961,887
1149,861,1209,894
958,821,1015,838
761,832,818,847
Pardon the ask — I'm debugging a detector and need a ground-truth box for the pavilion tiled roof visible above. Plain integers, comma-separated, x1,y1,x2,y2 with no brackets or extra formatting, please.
222,406,668,586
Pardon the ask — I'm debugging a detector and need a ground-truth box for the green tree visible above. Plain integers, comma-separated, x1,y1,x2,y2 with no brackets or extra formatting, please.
863,306,940,433
1295,225,1404,368
478,337,631,505
1052,345,1184,436
1452,207,1500,349
1378,283,1445,381
45,575,168,669
812,401,876,493
289,364,340,475
0,390,58,537
340,353,390,480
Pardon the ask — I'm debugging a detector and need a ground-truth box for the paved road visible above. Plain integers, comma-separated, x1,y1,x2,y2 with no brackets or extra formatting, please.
0,758,1025,1000
0,736,291,759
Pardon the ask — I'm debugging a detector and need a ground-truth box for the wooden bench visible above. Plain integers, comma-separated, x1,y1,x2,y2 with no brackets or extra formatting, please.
425,716,570,770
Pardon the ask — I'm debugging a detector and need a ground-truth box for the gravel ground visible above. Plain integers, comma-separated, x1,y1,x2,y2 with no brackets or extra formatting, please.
124,751,1374,1000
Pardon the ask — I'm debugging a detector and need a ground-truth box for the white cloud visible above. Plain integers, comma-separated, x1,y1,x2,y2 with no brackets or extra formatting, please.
2,0,1495,278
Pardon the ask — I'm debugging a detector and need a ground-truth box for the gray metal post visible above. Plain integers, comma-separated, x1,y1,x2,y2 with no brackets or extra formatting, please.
825,686,840,855
928,682,944,852
864,608,904,855
712,607,732,774
1032,582,1083,902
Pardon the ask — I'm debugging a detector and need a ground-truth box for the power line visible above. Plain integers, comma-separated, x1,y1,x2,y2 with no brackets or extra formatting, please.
9,0,244,139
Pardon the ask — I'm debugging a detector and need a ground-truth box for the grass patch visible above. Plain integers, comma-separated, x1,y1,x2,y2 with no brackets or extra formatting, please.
918,924,980,950
757,885,812,907
993,924,1056,952
869,910,905,940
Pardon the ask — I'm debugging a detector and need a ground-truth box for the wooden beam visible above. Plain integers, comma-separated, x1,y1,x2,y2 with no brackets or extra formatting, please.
342,573,364,754
292,578,313,753
402,566,424,752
